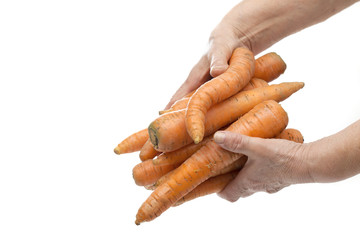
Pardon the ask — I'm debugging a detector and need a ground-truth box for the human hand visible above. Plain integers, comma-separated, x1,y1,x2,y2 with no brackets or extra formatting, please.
213,131,313,201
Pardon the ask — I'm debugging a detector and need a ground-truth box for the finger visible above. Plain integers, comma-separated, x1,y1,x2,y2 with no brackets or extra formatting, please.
217,163,255,202
214,131,279,159
164,54,211,109
208,40,232,77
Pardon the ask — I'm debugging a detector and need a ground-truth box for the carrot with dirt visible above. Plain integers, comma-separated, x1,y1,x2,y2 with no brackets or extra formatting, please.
253,52,287,82
149,82,304,152
132,159,180,186
136,100,289,225
114,128,149,155
174,128,304,205
185,47,255,144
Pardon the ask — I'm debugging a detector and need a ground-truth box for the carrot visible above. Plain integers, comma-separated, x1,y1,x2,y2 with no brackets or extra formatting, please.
135,100,289,224
174,171,239,206
160,78,268,115
114,128,148,155
175,128,304,205
132,159,180,186
149,82,304,152
152,136,212,166
254,52,287,82
185,47,255,144
276,128,304,143
139,139,160,161
241,78,268,91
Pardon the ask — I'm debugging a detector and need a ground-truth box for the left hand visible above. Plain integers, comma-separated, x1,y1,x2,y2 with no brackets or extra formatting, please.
213,131,313,202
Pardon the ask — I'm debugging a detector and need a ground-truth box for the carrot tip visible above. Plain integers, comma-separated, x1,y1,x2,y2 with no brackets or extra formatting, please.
193,136,202,144
114,146,121,155
135,220,141,225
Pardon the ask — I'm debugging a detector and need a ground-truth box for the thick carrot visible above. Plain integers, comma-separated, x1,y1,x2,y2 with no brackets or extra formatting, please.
132,159,180,186
185,47,255,144
114,128,148,155
254,52,287,82
135,100,289,224
175,128,304,205
149,82,304,152
139,139,160,161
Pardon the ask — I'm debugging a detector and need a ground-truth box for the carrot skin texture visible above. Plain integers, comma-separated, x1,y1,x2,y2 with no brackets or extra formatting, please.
136,100,289,225
185,47,255,144
254,52,287,82
149,82,304,152
275,128,304,143
114,128,149,155
132,159,180,186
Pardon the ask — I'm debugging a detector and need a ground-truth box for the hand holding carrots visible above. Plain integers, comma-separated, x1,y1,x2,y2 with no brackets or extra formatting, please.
214,131,312,201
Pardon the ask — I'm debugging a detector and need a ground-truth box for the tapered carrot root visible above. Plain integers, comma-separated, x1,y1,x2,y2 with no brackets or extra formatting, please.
135,100,289,225
132,159,180,186
149,82,304,152
185,47,255,144
139,139,160,161
174,171,239,206
174,128,304,206
114,128,149,155
254,52,287,82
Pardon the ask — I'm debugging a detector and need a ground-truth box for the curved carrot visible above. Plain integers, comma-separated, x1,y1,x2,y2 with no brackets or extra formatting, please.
136,100,289,224
132,159,180,186
114,128,148,155
149,82,304,152
254,52,287,82
139,139,160,161
185,47,255,144
175,128,304,206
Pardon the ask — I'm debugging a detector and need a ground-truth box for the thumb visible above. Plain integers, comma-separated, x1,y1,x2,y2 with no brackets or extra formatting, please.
208,44,231,77
214,131,276,159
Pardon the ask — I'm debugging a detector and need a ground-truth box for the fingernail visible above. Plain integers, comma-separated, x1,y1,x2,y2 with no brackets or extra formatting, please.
214,132,225,144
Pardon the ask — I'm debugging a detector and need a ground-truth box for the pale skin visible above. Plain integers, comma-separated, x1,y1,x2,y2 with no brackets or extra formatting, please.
166,0,360,201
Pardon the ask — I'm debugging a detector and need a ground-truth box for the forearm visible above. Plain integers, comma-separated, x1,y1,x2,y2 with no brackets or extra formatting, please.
306,119,360,183
217,0,359,54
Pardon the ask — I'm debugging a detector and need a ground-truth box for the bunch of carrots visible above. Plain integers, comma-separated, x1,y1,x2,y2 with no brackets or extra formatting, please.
114,47,305,225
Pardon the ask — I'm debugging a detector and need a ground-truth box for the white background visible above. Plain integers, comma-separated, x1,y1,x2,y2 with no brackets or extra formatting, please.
1,1,360,239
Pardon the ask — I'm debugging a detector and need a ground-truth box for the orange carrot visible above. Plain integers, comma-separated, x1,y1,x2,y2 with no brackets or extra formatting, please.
139,139,160,161
152,136,212,166
174,128,304,205
114,128,148,155
149,82,304,152
276,128,304,143
241,78,268,91
185,47,255,144
135,100,289,224
160,78,268,115
132,159,180,186
174,171,239,206
254,52,287,82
